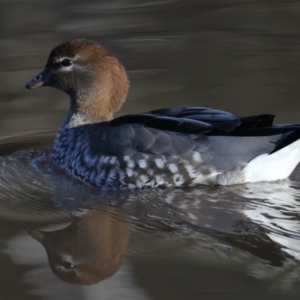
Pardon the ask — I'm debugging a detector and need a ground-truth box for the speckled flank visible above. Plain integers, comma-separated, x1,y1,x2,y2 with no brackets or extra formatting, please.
69,152,217,189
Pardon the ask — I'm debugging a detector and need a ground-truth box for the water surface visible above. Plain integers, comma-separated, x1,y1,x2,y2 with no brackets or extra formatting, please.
1,0,300,299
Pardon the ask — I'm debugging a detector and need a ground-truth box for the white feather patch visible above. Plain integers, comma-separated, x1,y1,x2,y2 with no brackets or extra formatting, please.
244,139,300,182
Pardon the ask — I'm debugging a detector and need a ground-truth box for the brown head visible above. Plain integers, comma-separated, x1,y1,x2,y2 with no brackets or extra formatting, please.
26,39,130,122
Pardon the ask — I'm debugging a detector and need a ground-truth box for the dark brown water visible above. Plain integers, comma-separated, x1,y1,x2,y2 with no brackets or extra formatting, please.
1,0,300,299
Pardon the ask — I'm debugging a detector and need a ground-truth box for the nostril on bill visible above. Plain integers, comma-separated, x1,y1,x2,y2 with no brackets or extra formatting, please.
26,74,43,89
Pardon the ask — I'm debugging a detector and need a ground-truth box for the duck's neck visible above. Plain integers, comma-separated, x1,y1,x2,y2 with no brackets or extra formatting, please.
68,93,114,128
66,110,99,128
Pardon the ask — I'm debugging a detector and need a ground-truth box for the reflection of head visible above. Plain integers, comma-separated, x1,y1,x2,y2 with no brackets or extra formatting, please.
28,207,128,285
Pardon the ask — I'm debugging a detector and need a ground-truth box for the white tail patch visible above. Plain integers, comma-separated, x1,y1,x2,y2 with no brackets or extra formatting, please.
244,139,300,182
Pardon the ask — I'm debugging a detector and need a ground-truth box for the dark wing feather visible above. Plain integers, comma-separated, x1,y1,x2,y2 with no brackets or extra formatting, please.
145,130,172,154
147,107,277,131
110,107,274,134
270,127,300,154
239,114,275,128
110,113,213,133
98,124,135,156
162,132,196,156
146,106,241,132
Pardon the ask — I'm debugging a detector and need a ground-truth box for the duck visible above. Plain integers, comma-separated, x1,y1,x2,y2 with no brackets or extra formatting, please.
26,39,300,189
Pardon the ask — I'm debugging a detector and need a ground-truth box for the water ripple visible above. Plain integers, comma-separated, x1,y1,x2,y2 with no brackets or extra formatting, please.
1,138,300,273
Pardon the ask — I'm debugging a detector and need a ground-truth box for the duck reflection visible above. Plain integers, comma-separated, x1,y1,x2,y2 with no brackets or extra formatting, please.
24,176,300,286
28,207,128,285
28,184,298,286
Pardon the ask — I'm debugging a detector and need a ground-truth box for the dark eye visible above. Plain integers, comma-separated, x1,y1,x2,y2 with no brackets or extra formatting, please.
61,261,75,269
61,59,73,67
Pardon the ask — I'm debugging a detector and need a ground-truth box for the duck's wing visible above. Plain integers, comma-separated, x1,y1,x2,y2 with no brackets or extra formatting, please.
90,107,220,158
90,121,213,158
109,110,214,134
110,106,275,133
144,106,241,132
145,106,275,131
111,106,241,133
88,107,300,171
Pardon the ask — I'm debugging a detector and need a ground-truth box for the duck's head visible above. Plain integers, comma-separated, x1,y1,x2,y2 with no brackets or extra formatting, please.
26,39,129,122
